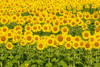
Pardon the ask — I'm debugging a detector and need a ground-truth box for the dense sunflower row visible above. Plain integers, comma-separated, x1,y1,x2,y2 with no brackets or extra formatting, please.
0,0,100,67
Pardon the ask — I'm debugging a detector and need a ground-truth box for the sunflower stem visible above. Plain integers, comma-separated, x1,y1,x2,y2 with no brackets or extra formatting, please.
90,49,92,66
69,49,71,67
96,49,99,63
1,44,3,67
87,50,89,66
38,49,41,67
18,42,20,66
73,49,76,67
18,61,19,67
1,62,2,67
48,46,51,65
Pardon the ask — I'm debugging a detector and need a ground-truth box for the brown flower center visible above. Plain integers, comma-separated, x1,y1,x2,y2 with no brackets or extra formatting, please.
1,36,6,41
85,43,90,48
39,44,43,48
94,42,99,47
58,35,63,42
27,36,31,41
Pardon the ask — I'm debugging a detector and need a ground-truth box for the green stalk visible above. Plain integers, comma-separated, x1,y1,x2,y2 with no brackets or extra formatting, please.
38,49,41,67
18,42,20,67
90,49,92,66
96,49,99,63
49,47,51,63
1,44,4,67
69,49,71,67
1,62,2,67
73,49,76,67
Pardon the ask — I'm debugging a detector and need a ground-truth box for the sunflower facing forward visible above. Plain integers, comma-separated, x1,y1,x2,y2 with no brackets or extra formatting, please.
6,42,13,50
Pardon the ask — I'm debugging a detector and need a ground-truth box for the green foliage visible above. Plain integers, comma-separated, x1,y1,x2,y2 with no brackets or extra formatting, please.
0,44,100,67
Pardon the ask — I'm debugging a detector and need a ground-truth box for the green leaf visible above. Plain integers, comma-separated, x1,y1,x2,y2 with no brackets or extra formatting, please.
51,58,57,62
7,22,17,29
45,63,52,67
15,55,21,59
31,64,37,67
93,63,100,67
58,60,67,67
11,59,18,63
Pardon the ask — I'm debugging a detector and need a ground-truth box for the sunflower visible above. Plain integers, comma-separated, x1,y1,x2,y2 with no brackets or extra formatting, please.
25,63,29,67
73,9,76,13
37,24,42,32
73,36,81,42
77,12,83,19
53,20,60,26
14,25,22,31
93,41,100,49
79,40,85,48
91,5,97,9
94,21,100,27
25,25,32,31
47,37,54,46
37,41,45,50
82,31,91,39
77,20,84,26
19,18,25,25
0,35,8,43
52,25,59,33
30,38,35,45
86,20,91,24
31,25,38,32
89,36,95,44
45,18,51,24
33,35,40,42
28,8,33,14
56,34,65,45
70,14,76,18
62,18,68,25
1,17,8,25
75,18,80,24
25,34,33,43
7,30,13,38
65,42,72,49
70,19,77,27
42,24,49,32
61,26,69,34
24,31,33,35
16,35,21,41
53,40,58,48
11,15,18,22
84,41,92,50
1,26,8,33
38,16,44,23
52,15,58,21
95,27,100,34
6,42,13,50
94,33,100,39
16,30,22,35
20,40,26,46
84,12,91,20
50,34,55,39
92,11,99,20
72,42,80,49
27,17,32,24
32,16,38,23
12,35,18,43
85,4,90,8
82,23,87,30
65,35,73,42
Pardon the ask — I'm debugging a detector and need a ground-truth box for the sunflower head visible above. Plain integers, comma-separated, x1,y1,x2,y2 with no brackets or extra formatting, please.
6,42,13,50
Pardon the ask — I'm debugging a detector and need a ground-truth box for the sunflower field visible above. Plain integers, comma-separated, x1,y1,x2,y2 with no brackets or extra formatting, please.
0,0,100,67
